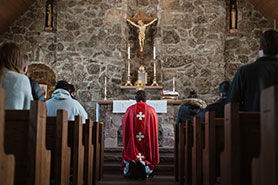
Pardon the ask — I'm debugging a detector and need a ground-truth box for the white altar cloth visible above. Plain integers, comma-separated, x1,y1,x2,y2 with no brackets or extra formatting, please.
112,100,167,113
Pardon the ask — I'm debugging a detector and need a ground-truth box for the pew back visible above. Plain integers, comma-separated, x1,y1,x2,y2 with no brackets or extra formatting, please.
0,88,15,185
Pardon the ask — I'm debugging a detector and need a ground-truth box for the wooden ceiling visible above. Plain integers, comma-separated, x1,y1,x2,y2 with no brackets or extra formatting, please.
248,0,278,26
0,0,35,33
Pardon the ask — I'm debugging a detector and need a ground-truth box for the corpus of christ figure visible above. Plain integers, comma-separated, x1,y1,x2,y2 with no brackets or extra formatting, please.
126,10,158,54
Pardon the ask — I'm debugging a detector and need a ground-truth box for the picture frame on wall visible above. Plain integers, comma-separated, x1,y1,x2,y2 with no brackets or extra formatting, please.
39,84,48,99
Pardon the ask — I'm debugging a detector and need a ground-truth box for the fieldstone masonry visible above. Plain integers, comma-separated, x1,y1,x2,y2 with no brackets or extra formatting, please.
0,0,272,147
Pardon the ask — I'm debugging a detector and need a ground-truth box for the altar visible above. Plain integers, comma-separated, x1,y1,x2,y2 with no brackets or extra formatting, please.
97,100,182,148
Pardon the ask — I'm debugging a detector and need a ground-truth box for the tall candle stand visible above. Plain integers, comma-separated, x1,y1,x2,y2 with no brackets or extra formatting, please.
125,59,133,86
151,59,159,86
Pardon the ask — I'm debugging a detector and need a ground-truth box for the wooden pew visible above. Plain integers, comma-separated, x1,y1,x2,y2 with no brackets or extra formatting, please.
220,103,260,185
69,116,85,185
46,110,71,185
4,100,51,185
252,86,278,185
191,117,205,185
174,124,179,181
178,121,193,185
47,113,94,185
93,121,100,185
99,122,105,180
202,112,224,185
84,119,94,185
0,88,15,185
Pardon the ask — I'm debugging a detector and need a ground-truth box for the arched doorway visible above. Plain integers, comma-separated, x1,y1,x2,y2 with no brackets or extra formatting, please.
27,64,56,100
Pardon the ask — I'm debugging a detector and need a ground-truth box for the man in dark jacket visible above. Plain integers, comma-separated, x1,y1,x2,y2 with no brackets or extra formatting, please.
227,30,278,111
201,81,231,122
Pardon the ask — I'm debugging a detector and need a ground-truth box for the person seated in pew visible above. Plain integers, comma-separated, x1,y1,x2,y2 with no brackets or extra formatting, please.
22,54,45,101
46,80,88,123
201,81,231,122
69,83,76,100
227,29,278,111
0,42,33,109
176,90,206,125
121,90,159,179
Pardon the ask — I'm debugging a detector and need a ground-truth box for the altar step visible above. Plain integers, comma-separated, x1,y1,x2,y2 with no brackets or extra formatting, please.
103,147,175,176
98,147,177,185
97,174,178,185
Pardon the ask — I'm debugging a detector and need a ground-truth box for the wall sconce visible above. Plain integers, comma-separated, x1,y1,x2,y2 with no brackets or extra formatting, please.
229,1,238,33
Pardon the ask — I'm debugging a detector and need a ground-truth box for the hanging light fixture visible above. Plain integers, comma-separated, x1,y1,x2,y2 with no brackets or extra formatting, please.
229,0,238,33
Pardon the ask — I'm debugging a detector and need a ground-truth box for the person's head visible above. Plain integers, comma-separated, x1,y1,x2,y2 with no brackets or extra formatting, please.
135,90,146,102
0,42,23,73
219,81,231,99
188,90,198,98
69,84,75,96
22,54,29,74
259,30,278,56
55,80,70,92
138,20,144,26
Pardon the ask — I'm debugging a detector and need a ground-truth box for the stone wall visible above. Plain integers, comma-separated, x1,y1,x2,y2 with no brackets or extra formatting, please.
0,0,273,147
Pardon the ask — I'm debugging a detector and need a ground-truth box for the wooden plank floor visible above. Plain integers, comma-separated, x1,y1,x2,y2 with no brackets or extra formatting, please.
97,174,179,185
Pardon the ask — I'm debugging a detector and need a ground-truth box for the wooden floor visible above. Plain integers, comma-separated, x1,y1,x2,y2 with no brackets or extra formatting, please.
97,174,179,185
99,148,178,185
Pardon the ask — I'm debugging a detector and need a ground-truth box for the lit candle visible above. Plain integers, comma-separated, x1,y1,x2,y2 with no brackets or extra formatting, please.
104,77,107,99
173,77,175,92
128,45,130,59
153,46,156,60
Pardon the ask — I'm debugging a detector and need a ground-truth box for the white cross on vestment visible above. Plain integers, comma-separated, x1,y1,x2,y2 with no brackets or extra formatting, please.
137,153,144,161
136,132,144,141
136,112,145,120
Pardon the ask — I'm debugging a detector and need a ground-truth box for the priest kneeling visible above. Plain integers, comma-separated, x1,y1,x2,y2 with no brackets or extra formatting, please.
121,90,159,179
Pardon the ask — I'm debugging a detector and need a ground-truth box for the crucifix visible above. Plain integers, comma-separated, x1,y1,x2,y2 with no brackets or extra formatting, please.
127,10,158,56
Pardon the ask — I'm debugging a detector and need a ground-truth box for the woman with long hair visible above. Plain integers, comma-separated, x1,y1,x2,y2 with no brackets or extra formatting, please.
0,42,33,109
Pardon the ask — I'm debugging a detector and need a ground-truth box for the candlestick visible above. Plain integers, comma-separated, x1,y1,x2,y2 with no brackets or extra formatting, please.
125,59,133,86
154,60,156,74
151,59,159,86
173,77,175,92
153,46,156,60
104,76,107,100
128,45,130,59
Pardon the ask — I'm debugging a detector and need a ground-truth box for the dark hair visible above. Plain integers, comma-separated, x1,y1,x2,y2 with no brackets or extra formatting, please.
219,81,231,98
260,30,278,56
55,80,70,91
188,90,198,98
0,42,23,73
135,90,146,102
69,84,75,93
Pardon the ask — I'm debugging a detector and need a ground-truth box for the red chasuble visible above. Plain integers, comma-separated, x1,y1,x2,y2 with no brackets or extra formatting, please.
121,101,159,171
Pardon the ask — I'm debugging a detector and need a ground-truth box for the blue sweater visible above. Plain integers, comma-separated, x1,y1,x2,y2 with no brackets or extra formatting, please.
46,89,88,123
1,69,33,110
